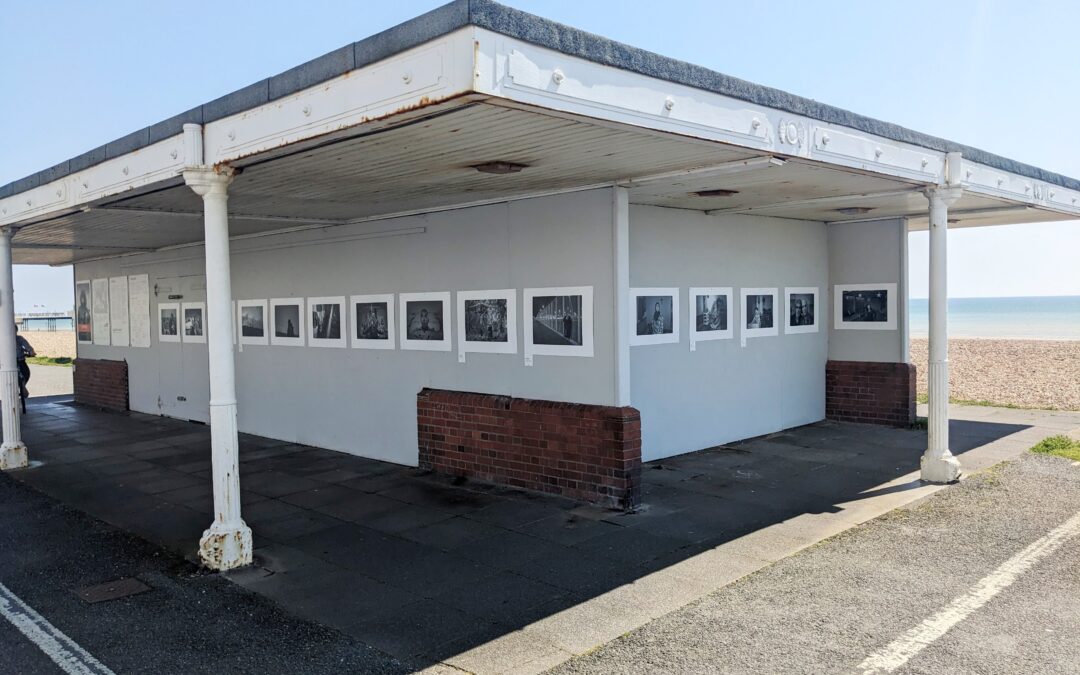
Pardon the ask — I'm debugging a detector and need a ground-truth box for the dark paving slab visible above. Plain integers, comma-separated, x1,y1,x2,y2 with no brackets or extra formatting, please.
4,397,1038,666
0,469,402,674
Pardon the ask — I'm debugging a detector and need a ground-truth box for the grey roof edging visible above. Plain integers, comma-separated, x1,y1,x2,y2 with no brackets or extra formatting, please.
3,0,1077,199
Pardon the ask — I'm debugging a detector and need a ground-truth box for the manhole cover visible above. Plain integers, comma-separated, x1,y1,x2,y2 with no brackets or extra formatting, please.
75,578,151,604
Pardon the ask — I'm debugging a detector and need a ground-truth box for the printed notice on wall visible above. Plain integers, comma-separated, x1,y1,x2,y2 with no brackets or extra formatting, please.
128,274,151,348
109,276,130,347
91,278,111,346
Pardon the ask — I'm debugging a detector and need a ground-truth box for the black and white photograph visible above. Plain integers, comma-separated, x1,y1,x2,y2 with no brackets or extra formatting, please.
785,287,819,334
523,286,593,359
76,280,93,343
237,300,268,346
630,288,679,346
351,294,395,349
158,303,179,343
457,289,516,355
308,296,346,348
270,298,305,346
741,287,779,339
399,292,451,351
834,283,897,330
181,302,206,344
689,287,733,345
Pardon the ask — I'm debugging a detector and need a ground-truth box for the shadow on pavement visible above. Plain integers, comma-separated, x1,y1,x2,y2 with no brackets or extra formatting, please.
7,397,1030,667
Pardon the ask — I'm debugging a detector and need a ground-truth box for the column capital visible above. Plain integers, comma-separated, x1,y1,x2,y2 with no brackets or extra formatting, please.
923,185,963,208
183,166,236,197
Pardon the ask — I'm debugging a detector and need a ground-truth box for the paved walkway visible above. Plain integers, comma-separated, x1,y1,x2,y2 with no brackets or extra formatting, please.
554,452,1080,674
7,399,1078,672
26,364,73,398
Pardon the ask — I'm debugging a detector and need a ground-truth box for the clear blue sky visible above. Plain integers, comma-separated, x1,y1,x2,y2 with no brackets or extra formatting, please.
3,0,1078,310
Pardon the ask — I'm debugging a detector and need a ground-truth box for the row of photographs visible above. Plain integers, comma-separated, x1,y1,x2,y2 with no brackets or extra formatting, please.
156,282,897,355
634,282,898,346
158,288,595,358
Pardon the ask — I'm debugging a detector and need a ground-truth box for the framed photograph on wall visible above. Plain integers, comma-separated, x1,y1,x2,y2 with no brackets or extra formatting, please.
308,296,346,348
523,286,593,360
400,292,451,351
158,303,180,343
351,294,395,350
457,289,517,355
629,288,679,346
785,287,820,334
834,283,897,330
270,298,305,346
75,280,93,344
741,287,778,339
181,302,206,344
238,300,268,346
689,287,733,346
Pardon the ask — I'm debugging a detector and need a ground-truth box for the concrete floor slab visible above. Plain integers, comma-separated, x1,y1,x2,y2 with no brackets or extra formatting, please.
5,398,1078,672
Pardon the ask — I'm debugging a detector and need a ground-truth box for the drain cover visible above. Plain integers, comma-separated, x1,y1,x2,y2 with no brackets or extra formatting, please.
75,578,151,604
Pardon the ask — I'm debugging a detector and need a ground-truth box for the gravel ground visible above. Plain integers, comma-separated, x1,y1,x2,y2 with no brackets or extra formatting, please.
911,338,1080,411
19,330,75,358
553,453,1080,674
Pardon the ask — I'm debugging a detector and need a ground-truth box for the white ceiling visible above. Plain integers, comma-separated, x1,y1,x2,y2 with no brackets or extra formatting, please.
13,102,1071,265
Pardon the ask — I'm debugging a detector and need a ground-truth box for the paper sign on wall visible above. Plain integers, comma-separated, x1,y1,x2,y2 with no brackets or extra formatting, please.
109,276,130,347
128,274,151,348
91,278,111,346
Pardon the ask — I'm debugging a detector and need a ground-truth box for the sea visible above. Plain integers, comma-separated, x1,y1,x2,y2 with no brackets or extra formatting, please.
908,296,1080,340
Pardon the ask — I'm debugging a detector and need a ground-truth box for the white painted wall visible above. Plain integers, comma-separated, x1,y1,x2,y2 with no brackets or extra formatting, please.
76,189,618,465
827,218,907,363
628,206,829,462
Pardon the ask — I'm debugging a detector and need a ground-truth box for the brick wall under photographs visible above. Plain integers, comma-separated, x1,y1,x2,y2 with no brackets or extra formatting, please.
73,358,129,412
825,360,915,427
417,388,642,509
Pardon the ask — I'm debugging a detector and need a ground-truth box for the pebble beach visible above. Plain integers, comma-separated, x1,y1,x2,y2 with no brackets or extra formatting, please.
910,338,1080,411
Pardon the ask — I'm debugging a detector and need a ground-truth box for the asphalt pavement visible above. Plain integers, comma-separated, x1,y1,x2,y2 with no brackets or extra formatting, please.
0,472,405,674
553,452,1080,674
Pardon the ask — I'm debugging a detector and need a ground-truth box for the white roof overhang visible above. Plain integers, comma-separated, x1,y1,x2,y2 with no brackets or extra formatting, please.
4,17,1078,266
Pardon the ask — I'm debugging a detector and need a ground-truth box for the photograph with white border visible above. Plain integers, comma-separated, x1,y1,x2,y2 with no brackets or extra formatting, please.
785,287,820,334
75,280,93,344
270,298,305,347
238,300,269,346
630,288,679,346
689,287,733,345
523,286,594,358
308,296,347,348
834,283,897,330
351,294,395,350
181,302,206,344
400,292,452,351
741,287,779,339
457,289,517,355
158,302,180,343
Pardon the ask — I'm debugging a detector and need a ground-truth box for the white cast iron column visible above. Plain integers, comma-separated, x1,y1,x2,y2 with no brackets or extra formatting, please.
184,165,252,570
920,184,963,483
0,228,28,470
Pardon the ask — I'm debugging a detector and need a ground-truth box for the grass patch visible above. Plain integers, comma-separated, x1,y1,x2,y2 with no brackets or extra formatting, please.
1030,435,1080,462
916,392,1057,411
26,356,72,367
910,416,928,430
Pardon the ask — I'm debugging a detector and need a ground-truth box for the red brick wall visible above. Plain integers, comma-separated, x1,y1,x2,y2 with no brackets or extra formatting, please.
826,360,915,427
73,358,128,412
417,388,642,509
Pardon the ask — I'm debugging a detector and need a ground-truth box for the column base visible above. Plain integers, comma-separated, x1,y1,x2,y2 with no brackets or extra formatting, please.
920,450,961,484
199,520,253,571
0,443,28,470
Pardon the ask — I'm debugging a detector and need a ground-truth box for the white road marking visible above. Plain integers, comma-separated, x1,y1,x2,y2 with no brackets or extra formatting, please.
0,581,115,675
857,511,1080,674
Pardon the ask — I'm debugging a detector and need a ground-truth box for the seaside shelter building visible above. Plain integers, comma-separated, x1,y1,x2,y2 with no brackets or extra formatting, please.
2,0,1079,570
